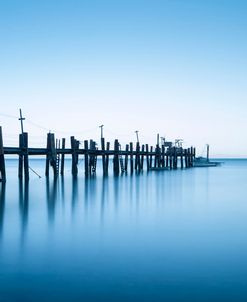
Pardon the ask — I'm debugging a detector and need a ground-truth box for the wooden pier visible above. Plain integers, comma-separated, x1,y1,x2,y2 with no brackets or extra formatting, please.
0,126,196,182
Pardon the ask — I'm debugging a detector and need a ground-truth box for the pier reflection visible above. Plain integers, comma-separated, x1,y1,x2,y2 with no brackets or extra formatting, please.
71,177,78,214
46,178,58,225
84,176,97,211
19,180,29,243
0,183,6,239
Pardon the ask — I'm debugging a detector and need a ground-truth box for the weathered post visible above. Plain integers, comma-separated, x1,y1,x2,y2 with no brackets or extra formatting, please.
101,138,106,175
105,142,110,175
184,149,188,168
18,133,23,179
60,138,65,175
173,147,177,169
150,146,153,169
23,133,29,180
89,140,93,174
84,140,89,176
146,144,150,171
135,142,139,171
169,147,173,169
165,147,169,167
140,145,145,170
71,136,79,177
18,132,29,180
125,144,129,172
130,142,134,173
180,148,184,169
161,145,165,167
92,141,97,173
113,139,119,175
45,133,57,178
191,147,194,167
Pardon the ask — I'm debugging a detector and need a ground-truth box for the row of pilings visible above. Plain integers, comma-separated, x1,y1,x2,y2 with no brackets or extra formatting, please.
0,127,196,182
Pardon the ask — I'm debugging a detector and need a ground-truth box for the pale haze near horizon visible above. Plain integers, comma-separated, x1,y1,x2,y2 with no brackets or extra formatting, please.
0,0,246,157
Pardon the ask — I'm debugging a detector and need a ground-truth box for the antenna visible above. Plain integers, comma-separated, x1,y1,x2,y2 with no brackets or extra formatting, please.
18,109,25,134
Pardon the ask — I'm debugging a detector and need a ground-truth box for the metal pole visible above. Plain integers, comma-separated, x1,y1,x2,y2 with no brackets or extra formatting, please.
99,125,104,139
135,130,139,143
19,109,25,135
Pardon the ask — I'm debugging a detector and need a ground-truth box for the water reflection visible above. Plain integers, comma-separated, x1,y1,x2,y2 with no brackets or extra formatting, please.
100,176,109,224
46,178,58,225
71,177,78,214
19,180,29,242
0,183,6,238
84,177,97,211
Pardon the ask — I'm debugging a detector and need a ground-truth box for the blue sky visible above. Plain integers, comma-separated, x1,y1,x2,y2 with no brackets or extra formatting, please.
0,0,247,156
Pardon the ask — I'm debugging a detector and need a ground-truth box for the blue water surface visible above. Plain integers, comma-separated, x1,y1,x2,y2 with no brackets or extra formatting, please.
0,159,247,301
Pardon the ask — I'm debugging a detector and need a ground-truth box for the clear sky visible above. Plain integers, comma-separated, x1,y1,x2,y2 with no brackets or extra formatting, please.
0,0,246,157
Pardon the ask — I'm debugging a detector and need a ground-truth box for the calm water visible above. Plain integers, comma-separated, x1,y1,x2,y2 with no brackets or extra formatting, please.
0,159,247,301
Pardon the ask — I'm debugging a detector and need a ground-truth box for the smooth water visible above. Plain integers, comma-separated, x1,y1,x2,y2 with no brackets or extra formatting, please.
0,159,247,301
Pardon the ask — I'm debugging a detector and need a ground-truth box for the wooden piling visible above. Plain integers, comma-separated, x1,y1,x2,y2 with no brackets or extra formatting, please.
169,147,172,169
146,144,150,171
18,133,29,180
106,142,110,175
84,140,89,176
89,140,93,174
135,142,141,171
191,147,194,167
161,145,165,167
23,133,29,180
60,138,65,175
101,138,106,175
18,134,23,179
45,133,57,178
184,149,188,168
165,149,169,168
180,148,184,169
140,145,144,170
92,141,97,173
150,146,153,169
71,136,78,177
113,139,119,175
130,142,134,173
125,144,129,172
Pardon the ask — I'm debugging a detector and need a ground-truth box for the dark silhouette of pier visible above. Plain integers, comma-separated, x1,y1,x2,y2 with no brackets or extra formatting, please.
0,125,196,182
